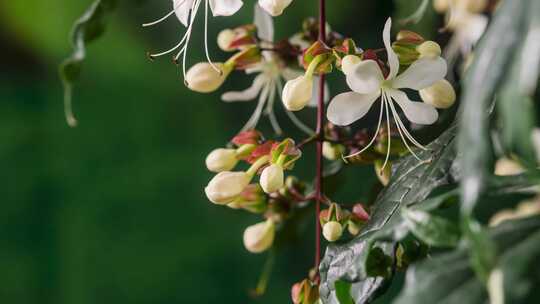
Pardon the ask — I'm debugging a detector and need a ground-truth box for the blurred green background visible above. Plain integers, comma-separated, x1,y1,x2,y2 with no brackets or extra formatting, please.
0,1,436,303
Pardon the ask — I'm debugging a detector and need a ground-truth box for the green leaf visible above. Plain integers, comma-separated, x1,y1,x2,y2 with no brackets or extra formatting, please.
497,0,539,167
319,126,459,303
402,208,460,248
458,0,532,215
394,216,540,304
59,0,118,127
334,281,354,304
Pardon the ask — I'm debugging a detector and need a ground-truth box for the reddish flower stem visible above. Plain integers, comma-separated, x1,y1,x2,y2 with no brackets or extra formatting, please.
314,0,326,277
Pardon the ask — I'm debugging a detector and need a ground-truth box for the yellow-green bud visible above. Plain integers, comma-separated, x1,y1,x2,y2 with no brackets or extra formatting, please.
322,221,343,242
282,76,313,111
417,41,442,59
419,79,456,109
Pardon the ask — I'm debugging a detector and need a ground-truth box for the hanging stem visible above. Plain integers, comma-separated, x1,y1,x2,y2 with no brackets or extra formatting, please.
314,0,326,279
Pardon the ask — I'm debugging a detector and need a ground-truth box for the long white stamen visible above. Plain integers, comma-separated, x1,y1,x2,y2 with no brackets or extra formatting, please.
386,94,427,150
276,80,315,135
381,96,392,171
148,34,189,58
345,93,385,159
386,93,423,161
182,0,202,81
142,0,188,27
241,83,269,132
204,0,221,74
266,80,283,135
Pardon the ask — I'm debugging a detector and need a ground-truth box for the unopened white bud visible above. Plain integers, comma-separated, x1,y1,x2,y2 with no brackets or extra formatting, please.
420,79,456,109
341,55,361,75
494,157,524,176
258,0,293,17
204,171,251,204
260,164,284,193
282,76,313,111
205,148,238,172
322,221,343,242
322,142,344,161
186,62,230,93
433,0,450,13
217,29,236,52
243,219,275,253
417,41,442,59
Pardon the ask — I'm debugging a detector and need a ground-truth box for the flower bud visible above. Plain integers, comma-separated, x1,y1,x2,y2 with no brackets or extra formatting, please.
291,279,319,304
322,142,344,161
217,29,237,51
205,148,238,172
419,79,456,109
348,221,361,236
341,55,361,75
205,171,251,204
494,157,524,176
260,164,285,193
433,0,450,13
186,62,231,93
258,0,293,17
323,221,343,242
375,159,392,186
417,41,442,59
243,219,275,253
282,76,313,111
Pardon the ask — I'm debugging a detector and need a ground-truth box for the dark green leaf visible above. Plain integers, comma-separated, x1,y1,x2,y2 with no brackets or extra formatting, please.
394,216,540,304
402,208,460,248
59,0,118,127
458,0,531,215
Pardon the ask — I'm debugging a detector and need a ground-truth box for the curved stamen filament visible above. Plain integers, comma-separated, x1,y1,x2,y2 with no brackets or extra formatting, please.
241,83,269,133
266,79,283,135
381,95,392,171
386,93,423,161
386,94,427,150
344,92,385,159
142,0,188,27
182,0,202,80
204,0,221,74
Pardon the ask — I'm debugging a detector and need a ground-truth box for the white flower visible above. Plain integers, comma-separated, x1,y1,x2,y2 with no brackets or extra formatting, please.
221,4,317,135
260,164,284,193
417,41,442,59
204,171,251,204
434,0,488,63
143,0,243,83
205,148,238,172
258,0,293,16
217,28,237,51
327,18,447,169
322,221,343,242
419,79,456,109
243,219,275,253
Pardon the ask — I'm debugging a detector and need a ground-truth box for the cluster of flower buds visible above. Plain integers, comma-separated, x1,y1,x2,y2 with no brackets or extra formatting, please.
319,203,370,242
204,130,304,253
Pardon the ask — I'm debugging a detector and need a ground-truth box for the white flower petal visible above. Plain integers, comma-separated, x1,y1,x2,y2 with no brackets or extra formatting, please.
383,18,400,80
346,60,384,94
254,3,274,42
209,0,243,17
327,91,381,126
392,57,447,90
173,0,195,26
221,75,265,102
389,89,438,125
